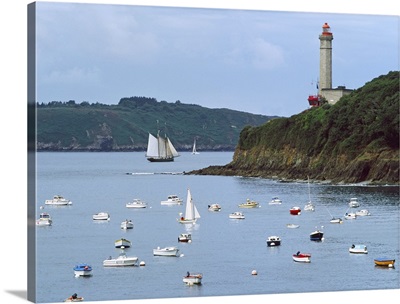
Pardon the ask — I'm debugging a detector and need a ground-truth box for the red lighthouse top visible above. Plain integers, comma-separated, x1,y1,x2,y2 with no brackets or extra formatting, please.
321,22,332,35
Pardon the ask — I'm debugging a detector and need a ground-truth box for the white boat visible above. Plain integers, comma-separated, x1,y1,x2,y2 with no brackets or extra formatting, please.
103,247,138,267
177,188,201,224
349,197,360,208
266,236,281,247
93,212,110,220
208,203,221,211
120,219,134,230
238,199,259,208
73,263,93,277
145,130,179,162
304,177,315,211
292,252,311,263
355,209,371,216
36,212,52,226
183,272,202,285
153,246,180,257
115,238,131,248
178,233,192,242
192,138,200,155
330,217,343,224
344,212,357,220
45,195,72,206
269,197,282,205
161,195,183,205
349,244,368,254
286,223,300,228
126,199,147,208
229,211,245,219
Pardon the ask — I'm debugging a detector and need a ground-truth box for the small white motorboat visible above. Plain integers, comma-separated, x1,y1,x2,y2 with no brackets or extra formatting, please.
73,263,93,277
349,198,360,208
344,212,357,220
229,211,245,219
330,217,343,224
304,201,315,211
103,247,138,267
126,198,147,208
286,223,300,228
266,236,281,247
349,244,368,254
269,197,282,205
36,212,52,226
178,233,192,242
292,251,311,263
208,203,221,211
115,238,131,248
238,199,259,208
153,246,180,257
160,194,183,205
45,195,72,206
355,209,371,216
93,212,110,221
183,272,202,285
120,219,134,230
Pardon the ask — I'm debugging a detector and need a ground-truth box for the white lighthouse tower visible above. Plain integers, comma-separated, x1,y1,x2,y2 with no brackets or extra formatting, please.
319,22,333,93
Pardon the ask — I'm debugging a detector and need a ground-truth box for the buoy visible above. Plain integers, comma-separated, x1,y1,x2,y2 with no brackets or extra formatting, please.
139,261,145,266
180,253,185,257
188,240,192,243
389,263,393,268
251,270,258,275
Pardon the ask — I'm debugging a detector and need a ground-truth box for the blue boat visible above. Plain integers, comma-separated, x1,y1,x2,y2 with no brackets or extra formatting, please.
73,263,93,277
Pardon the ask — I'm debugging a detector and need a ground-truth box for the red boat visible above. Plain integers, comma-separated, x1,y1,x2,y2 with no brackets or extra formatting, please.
293,252,311,263
290,206,301,215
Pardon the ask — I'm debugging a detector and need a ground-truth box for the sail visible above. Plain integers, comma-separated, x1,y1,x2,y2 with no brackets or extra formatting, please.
184,189,200,220
146,133,159,157
167,138,179,157
158,136,168,158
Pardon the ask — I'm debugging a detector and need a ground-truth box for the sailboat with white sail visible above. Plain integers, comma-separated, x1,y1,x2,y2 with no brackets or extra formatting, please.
177,188,201,224
145,130,179,162
304,177,315,211
192,138,200,155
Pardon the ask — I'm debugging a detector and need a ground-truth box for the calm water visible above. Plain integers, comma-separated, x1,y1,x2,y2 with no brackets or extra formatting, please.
35,152,399,303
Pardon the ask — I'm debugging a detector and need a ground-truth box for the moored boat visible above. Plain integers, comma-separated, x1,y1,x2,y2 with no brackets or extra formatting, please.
344,212,357,220
349,197,360,208
183,272,202,285
269,197,282,205
310,228,324,241
290,206,301,215
161,194,183,205
177,188,201,224
120,219,134,230
126,199,147,208
349,244,368,254
103,247,138,267
238,199,259,208
178,233,192,242
266,236,281,247
115,238,131,248
92,212,110,221
208,203,221,211
229,211,245,219
36,212,52,226
355,209,371,216
45,195,72,206
374,258,395,267
330,217,343,224
286,223,300,228
153,246,180,257
292,251,311,263
73,263,93,277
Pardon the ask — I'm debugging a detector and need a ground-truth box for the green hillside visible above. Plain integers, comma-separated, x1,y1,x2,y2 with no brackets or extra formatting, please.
190,71,399,184
36,97,276,151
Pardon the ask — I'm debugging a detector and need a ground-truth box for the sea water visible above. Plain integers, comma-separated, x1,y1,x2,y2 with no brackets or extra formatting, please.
34,152,399,303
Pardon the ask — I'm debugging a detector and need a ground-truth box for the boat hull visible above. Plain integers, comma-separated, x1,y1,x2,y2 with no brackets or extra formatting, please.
290,207,301,215
293,254,311,263
349,245,368,254
74,270,92,277
310,231,324,241
267,239,281,247
147,157,174,162
374,258,395,267
115,239,131,248
120,221,134,229
153,247,179,257
103,258,138,267
183,274,202,285
178,234,192,242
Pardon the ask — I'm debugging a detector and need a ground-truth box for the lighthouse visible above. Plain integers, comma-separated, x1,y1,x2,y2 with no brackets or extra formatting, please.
308,22,352,107
319,22,333,93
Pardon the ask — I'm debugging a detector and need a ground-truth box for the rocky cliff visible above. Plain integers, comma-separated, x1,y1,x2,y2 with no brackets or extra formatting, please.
189,71,399,185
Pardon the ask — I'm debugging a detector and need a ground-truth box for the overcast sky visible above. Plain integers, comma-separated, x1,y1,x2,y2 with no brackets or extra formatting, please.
34,2,398,117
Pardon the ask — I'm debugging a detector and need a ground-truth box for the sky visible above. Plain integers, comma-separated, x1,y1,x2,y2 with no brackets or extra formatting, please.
1,1,399,304
34,1,399,117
